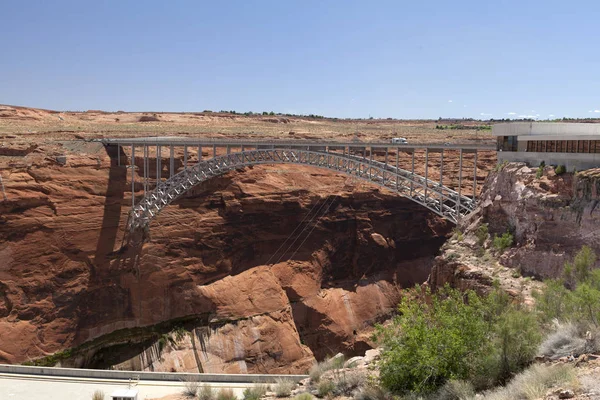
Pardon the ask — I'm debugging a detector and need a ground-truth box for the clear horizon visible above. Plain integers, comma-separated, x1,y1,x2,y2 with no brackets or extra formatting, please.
2,0,599,120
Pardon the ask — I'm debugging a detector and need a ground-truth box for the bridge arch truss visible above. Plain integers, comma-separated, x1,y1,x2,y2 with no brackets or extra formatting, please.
99,139,494,231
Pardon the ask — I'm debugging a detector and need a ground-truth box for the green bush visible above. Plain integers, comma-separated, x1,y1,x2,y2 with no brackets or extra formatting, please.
375,285,541,395
555,165,566,175
475,223,489,247
375,285,491,394
493,232,514,253
534,246,600,326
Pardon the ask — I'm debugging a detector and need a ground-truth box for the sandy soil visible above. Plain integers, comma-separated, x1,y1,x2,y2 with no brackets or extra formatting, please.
0,104,495,144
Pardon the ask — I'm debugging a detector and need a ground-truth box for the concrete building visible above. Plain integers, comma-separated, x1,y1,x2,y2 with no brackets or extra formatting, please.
493,122,600,171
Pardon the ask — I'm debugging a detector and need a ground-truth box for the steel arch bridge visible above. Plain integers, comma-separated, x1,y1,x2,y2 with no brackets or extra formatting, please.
99,138,494,231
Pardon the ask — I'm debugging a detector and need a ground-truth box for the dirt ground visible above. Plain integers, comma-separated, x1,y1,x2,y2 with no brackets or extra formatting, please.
0,104,495,144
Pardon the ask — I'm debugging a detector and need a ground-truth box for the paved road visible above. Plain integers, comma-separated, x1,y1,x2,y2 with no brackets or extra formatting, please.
0,372,256,400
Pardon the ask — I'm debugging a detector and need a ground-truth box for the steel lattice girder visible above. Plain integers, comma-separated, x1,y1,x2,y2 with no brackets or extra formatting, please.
129,149,475,231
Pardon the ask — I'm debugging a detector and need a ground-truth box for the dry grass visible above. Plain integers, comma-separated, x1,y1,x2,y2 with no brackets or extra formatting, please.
481,364,576,400
217,388,238,400
198,384,215,400
91,390,104,400
539,322,589,359
274,378,296,398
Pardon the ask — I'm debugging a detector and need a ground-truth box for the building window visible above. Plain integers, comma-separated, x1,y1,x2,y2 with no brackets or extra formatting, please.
497,136,518,151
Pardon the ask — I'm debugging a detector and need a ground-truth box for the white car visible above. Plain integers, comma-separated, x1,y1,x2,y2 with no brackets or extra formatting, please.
391,137,408,144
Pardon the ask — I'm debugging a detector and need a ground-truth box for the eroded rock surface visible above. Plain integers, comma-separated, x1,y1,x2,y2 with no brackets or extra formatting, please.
0,145,452,372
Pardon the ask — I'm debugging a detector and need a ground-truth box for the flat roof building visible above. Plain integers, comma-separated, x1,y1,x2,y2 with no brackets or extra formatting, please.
493,122,600,171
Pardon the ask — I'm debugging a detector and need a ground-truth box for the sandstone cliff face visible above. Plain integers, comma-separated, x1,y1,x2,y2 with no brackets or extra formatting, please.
0,143,452,372
429,163,600,298
473,164,600,279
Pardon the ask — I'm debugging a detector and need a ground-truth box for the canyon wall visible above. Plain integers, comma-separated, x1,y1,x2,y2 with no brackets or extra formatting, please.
0,142,452,373
429,163,600,297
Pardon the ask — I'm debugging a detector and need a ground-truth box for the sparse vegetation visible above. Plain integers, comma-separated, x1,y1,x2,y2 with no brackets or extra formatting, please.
294,393,313,400
475,223,489,247
309,355,345,383
217,388,237,400
353,384,390,400
481,364,576,400
243,384,268,400
555,164,566,175
493,232,513,253
317,379,335,398
198,384,215,400
182,376,200,398
274,378,295,398
536,161,545,179
92,390,104,400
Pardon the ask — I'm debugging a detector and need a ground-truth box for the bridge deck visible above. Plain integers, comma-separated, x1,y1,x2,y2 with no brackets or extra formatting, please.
98,137,495,151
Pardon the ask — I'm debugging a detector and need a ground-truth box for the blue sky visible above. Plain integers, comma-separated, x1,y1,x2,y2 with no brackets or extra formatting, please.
1,0,599,119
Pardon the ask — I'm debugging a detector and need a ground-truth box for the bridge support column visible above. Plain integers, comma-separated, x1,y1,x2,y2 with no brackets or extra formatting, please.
198,145,202,161
473,151,478,198
369,146,373,179
440,149,444,211
457,149,463,217
170,145,175,178
213,144,216,158
410,150,415,196
424,149,429,201
395,149,399,191
143,145,148,196
184,145,188,169
156,145,161,184
131,144,135,208
117,144,121,166
226,145,231,155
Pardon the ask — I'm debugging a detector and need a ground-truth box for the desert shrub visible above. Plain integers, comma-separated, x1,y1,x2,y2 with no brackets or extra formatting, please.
376,285,492,394
198,384,215,400
538,322,587,359
217,388,237,400
309,362,327,383
493,232,513,253
243,384,268,400
475,223,489,246
92,391,104,400
294,393,313,400
481,364,575,400
182,377,200,398
376,285,541,395
490,307,542,383
332,370,366,396
309,355,345,383
274,378,295,398
317,379,335,398
555,164,566,175
435,379,475,400
564,245,597,286
353,384,390,400
535,246,600,326
536,162,545,179
329,354,345,369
